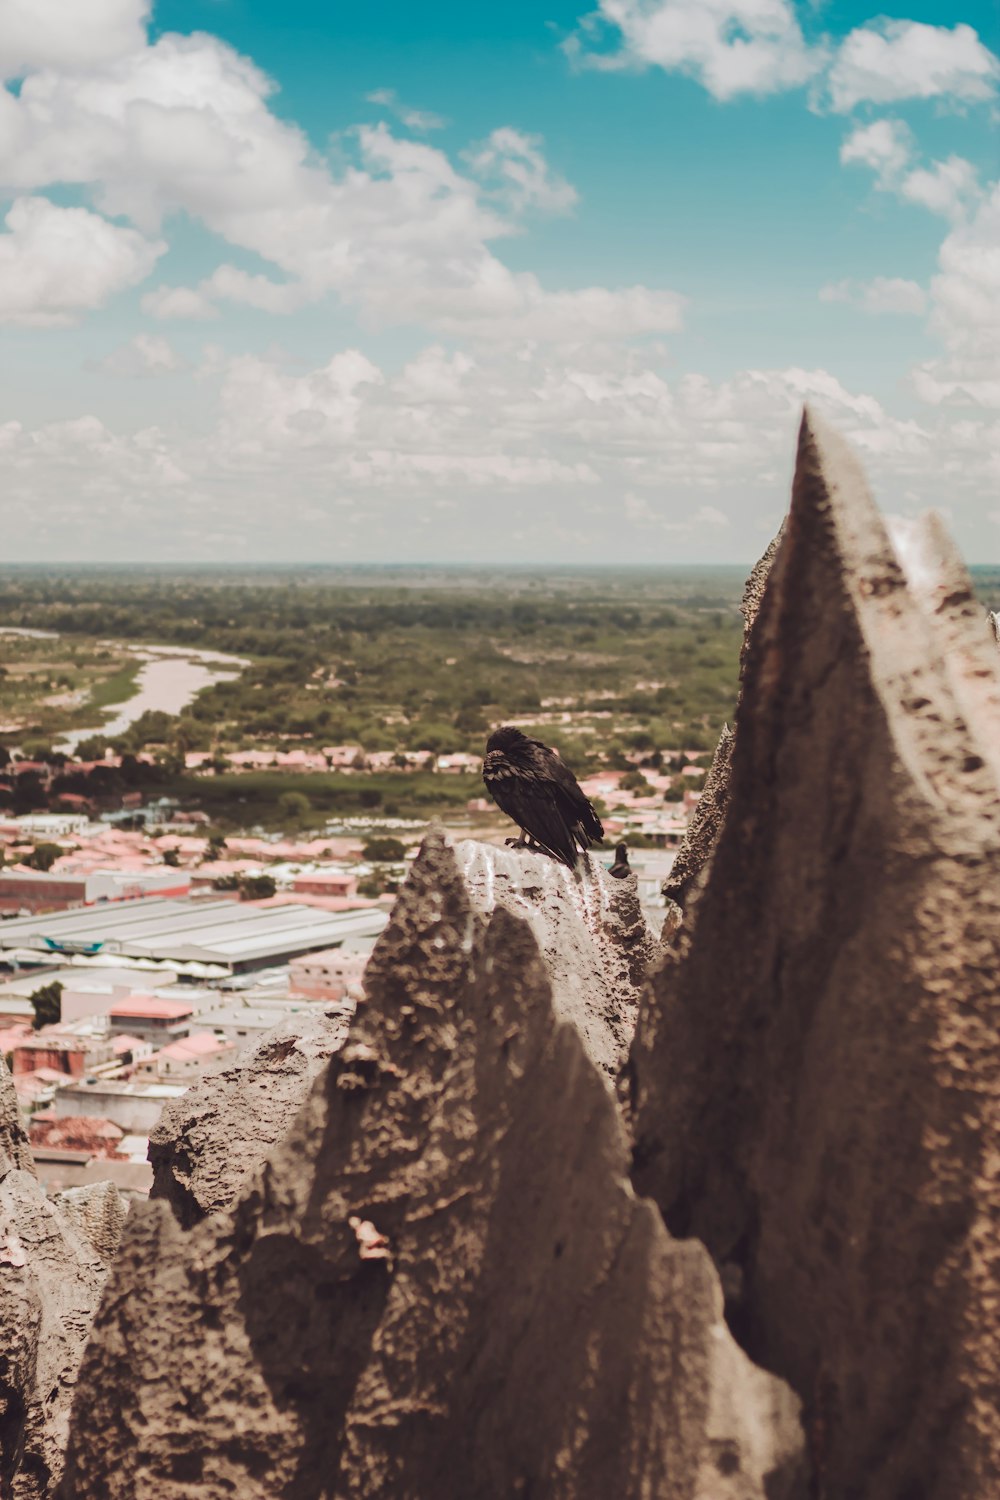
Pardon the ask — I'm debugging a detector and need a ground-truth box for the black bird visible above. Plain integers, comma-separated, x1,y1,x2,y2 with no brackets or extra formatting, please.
609,842,630,879
482,725,604,869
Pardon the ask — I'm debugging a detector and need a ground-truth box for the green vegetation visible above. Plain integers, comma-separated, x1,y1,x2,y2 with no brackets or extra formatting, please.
0,632,136,743
85,660,141,711
363,836,407,862
24,842,62,871
30,980,62,1030
160,770,479,832
212,872,277,899
0,567,746,767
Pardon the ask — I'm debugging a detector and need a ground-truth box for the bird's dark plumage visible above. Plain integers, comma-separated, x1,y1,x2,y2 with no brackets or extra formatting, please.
609,842,630,878
482,725,604,868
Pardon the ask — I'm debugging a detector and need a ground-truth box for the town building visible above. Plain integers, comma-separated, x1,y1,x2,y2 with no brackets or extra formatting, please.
11,1023,115,1080
289,947,368,1002
134,1030,236,1082
107,994,198,1046
51,1078,186,1134
0,897,388,976
0,866,190,914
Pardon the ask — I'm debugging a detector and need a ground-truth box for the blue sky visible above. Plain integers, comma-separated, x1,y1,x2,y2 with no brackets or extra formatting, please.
0,0,997,562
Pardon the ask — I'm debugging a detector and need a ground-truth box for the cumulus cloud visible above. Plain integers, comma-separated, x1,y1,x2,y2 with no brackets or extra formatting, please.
0,31,680,339
820,277,927,316
899,157,982,222
6,339,988,562
0,0,148,78
913,182,1000,409
142,285,219,321
565,0,824,99
365,88,447,132
827,20,999,112
467,128,578,215
0,196,164,326
839,118,912,180
92,332,185,376
840,120,981,222
568,6,999,118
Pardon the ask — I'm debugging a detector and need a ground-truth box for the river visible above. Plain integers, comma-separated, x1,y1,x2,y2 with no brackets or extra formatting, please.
0,630,248,752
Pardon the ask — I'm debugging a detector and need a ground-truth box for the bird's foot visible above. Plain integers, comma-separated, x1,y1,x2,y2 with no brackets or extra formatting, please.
505,836,529,849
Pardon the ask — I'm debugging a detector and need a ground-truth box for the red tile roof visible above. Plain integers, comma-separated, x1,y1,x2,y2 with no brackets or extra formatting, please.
108,995,195,1020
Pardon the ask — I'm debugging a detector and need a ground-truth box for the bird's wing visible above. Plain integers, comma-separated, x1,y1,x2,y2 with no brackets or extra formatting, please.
486,758,579,867
528,742,605,847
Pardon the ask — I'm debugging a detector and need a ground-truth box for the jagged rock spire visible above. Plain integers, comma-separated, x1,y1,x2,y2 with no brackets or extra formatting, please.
629,407,1000,1500
60,832,804,1500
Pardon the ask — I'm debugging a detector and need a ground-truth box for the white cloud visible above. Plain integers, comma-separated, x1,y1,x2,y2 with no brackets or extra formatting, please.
467,128,578,215
0,0,148,78
566,0,824,100
913,182,1000,409
839,120,980,222
0,195,164,326
0,31,680,340
142,284,219,321
839,118,913,182
899,157,981,222
93,332,184,376
827,20,999,112
365,88,447,132
820,277,927,316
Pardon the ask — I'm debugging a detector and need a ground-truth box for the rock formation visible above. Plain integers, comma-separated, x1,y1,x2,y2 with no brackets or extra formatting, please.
0,1062,117,1500
0,1055,34,1178
2,409,995,1499
629,409,1000,1499
663,527,782,909
52,1184,127,1270
59,833,805,1499
454,838,657,1074
146,842,652,1240
149,1008,352,1226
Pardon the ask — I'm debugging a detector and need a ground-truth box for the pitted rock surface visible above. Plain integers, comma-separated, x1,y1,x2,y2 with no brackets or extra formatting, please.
629,409,1000,1500
662,724,734,909
0,1056,34,1178
0,1171,108,1500
664,528,782,910
59,832,805,1500
52,1183,127,1269
149,1007,351,1226
454,837,658,1076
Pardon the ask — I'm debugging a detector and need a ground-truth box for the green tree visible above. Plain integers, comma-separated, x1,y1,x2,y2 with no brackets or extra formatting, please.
239,874,276,900
277,791,311,824
620,770,652,793
70,736,106,761
362,836,406,862
162,847,180,867
30,980,63,1031
25,842,61,871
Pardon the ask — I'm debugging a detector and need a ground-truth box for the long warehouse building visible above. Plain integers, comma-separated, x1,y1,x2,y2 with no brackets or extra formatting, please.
0,898,387,976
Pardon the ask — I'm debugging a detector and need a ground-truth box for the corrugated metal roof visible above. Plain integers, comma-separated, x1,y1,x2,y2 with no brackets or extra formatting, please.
0,898,387,968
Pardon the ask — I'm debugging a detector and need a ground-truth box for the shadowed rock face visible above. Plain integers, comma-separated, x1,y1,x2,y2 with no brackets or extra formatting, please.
0,1056,33,1178
146,843,652,1236
663,528,782,910
629,410,1000,1500
0,1063,114,1500
59,833,804,1500
149,1009,352,1226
